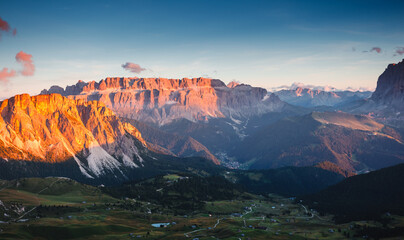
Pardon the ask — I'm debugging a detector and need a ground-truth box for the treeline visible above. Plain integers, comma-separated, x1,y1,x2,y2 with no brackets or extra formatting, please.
104,175,248,214
234,166,344,196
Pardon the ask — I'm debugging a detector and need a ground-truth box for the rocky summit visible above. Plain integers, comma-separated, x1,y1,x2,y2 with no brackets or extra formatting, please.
0,93,148,178
371,59,404,108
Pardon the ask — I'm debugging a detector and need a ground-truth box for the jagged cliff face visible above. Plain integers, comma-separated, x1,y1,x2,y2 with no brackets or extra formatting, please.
371,59,404,108
345,59,404,128
0,94,147,178
275,87,372,108
41,77,285,125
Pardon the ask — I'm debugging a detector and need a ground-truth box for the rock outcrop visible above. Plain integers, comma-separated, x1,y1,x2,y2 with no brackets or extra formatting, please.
41,77,286,125
0,93,148,178
371,59,404,108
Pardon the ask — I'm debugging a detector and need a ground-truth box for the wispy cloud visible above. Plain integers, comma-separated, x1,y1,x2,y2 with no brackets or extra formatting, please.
121,62,146,73
0,68,16,83
0,51,35,84
394,47,404,56
16,51,35,76
370,47,381,53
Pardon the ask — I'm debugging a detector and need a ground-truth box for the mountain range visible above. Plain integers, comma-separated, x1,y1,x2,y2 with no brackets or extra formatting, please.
273,87,372,108
41,77,286,125
1,59,403,185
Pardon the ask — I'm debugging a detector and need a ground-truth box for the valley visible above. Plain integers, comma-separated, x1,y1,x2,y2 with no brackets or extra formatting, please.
1,177,402,240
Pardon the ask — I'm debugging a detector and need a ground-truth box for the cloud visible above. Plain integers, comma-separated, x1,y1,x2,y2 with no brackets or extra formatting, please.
370,47,381,53
0,68,16,83
0,17,10,32
0,51,34,84
15,51,35,76
0,17,16,39
121,62,146,73
395,47,404,56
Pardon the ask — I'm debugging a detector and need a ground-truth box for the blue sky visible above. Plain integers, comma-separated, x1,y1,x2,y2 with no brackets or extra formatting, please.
0,0,403,99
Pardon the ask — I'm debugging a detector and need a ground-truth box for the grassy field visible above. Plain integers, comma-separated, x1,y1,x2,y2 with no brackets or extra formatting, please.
163,174,182,181
0,177,402,239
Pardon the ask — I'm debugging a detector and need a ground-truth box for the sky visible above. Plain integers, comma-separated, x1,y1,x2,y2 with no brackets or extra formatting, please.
0,0,404,99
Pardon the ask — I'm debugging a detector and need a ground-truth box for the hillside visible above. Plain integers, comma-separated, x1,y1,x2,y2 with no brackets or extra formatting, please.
230,166,345,196
104,175,248,214
303,163,404,223
122,119,219,164
232,111,404,174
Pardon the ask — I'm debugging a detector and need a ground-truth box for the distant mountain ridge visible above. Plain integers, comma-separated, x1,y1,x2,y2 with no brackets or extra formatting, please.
41,77,286,125
274,87,372,108
33,60,404,176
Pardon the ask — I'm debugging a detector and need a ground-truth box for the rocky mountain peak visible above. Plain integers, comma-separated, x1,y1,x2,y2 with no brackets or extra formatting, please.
371,59,404,108
0,93,148,178
227,81,240,88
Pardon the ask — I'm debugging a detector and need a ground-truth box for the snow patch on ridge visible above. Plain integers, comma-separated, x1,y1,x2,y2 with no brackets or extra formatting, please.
134,151,144,166
61,139,94,178
122,154,139,168
86,143,123,177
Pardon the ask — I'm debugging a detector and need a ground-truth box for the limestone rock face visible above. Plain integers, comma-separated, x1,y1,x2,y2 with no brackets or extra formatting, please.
371,59,404,108
41,77,285,125
0,93,147,178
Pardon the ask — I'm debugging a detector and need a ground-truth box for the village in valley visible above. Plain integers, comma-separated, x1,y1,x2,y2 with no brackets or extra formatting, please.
0,176,398,239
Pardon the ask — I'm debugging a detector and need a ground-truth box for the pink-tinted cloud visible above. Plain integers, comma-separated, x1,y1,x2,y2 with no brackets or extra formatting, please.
0,51,34,84
0,68,16,83
15,51,35,76
121,62,146,73
0,17,10,31
370,47,381,53
395,47,404,56
0,17,16,39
